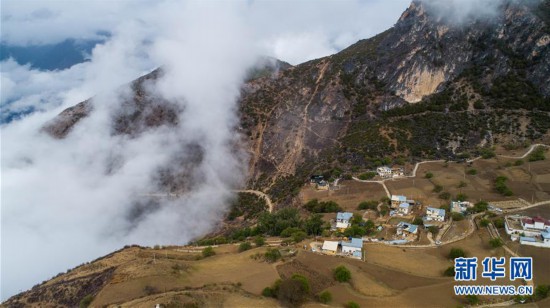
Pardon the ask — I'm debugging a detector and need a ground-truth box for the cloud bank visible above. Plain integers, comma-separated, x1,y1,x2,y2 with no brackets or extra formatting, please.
1,0,410,300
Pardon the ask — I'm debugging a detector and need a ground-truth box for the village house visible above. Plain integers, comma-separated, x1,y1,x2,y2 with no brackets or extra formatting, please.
341,238,363,259
398,202,412,215
522,216,550,231
317,180,329,191
391,195,407,208
321,241,339,254
336,212,354,230
425,207,446,222
376,166,392,178
391,166,404,177
451,201,472,213
396,222,418,236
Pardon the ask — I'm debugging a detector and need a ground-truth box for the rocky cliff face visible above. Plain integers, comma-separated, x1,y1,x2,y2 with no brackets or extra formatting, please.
42,0,550,204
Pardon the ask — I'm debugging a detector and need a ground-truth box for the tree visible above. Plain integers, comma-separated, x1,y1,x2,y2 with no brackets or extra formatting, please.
333,265,352,282
304,214,324,235
480,148,496,159
239,242,252,252
472,201,488,213
277,279,308,305
357,200,378,210
489,238,503,248
413,217,424,225
345,301,360,308
79,295,94,308
480,219,490,227
358,172,377,180
494,218,505,228
535,285,550,300
495,176,513,196
449,248,466,259
456,193,468,201
443,266,455,277
528,147,545,162
425,172,434,179
264,248,281,263
318,291,332,304
428,226,439,235
466,294,479,305
451,212,464,221
439,192,451,200
262,287,275,297
291,274,310,294
202,246,215,258
291,231,307,243
254,236,265,247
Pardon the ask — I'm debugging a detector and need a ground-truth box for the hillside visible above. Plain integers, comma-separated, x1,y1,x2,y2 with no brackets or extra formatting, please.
41,0,550,208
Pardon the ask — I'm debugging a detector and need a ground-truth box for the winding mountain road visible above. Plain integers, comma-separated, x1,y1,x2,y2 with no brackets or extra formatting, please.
236,189,274,213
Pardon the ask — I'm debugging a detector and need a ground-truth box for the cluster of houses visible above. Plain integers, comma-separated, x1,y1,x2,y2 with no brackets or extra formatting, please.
505,215,550,248
321,238,363,259
389,195,417,216
376,166,405,178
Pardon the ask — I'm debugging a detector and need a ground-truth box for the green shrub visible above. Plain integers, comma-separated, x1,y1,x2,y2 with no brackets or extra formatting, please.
358,172,377,180
528,147,546,162
535,284,550,300
202,246,215,258
480,219,490,227
433,185,443,193
494,218,505,228
318,290,332,303
449,248,466,259
304,199,342,213
439,192,451,200
467,169,477,175
264,248,281,263
278,278,308,305
451,212,464,221
489,238,503,248
514,159,524,166
480,148,496,159
466,294,479,305
262,287,275,297
291,274,310,294
291,231,307,243
79,295,94,308
495,176,513,196
443,266,455,277
425,172,434,179
456,193,468,201
428,226,439,235
239,242,252,252
357,200,378,210
345,301,360,308
334,265,352,282
254,236,265,247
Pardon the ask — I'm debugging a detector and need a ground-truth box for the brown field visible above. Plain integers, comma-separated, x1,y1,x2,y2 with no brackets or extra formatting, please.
300,180,387,211
386,158,550,206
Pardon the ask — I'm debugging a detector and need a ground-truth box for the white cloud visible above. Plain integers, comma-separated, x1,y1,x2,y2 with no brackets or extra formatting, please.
0,0,412,301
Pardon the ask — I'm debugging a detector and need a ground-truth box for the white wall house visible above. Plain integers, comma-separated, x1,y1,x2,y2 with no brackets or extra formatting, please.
377,166,392,178
398,202,411,215
391,195,407,209
322,241,339,254
336,212,353,229
341,238,363,259
522,216,550,231
425,207,445,222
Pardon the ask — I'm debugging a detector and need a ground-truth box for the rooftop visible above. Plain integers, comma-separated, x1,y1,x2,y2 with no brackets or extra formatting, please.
337,212,354,220
341,238,363,248
399,202,411,208
322,241,339,251
427,207,446,216
392,195,407,202
520,236,537,243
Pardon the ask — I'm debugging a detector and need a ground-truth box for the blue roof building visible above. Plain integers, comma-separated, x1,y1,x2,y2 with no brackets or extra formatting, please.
336,212,353,221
